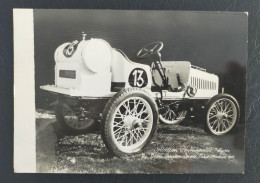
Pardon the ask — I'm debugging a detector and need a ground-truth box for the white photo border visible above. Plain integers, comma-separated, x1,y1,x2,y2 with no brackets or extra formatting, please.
13,9,36,173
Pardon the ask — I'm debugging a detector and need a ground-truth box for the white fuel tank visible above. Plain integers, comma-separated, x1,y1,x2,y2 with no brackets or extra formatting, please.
53,38,112,96
54,38,112,73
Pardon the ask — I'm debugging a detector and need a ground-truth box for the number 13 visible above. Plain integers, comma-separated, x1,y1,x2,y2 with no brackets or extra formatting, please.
132,69,144,87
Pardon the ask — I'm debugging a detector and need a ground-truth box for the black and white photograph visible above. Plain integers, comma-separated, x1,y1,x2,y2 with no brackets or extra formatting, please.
14,9,247,173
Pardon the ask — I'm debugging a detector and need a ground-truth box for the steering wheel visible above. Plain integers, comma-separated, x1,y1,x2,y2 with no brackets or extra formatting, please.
136,42,164,59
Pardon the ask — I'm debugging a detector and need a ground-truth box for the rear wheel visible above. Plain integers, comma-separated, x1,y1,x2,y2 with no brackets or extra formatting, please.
101,88,158,156
159,109,187,125
159,102,187,125
55,99,98,134
205,94,240,135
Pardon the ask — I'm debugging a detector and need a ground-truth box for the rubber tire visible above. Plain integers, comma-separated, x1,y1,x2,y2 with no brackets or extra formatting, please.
55,100,98,134
204,93,240,135
101,88,158,157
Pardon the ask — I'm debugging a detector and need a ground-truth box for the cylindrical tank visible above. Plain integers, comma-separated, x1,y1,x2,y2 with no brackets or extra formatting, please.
54,38,113,73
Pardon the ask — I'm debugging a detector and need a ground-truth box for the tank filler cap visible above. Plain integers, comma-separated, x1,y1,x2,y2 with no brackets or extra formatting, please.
82,31,87,40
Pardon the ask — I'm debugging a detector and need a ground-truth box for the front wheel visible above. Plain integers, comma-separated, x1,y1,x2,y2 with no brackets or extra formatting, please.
101,88,158,156
205,94,240,135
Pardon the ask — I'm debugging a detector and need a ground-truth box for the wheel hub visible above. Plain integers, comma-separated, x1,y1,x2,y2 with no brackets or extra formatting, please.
216,112,227,121
123,116,140,130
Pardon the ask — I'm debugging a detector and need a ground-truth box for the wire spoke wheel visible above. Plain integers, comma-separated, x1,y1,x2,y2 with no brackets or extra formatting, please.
62,107,94,130
205,94,239,135
111,97,153,151
55,100,97,133
101,88,158,156
159,102,187,125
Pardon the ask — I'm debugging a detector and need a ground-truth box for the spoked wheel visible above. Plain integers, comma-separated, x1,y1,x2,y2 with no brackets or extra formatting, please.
55,99,97,134
101,88,158,156
159,108,187,125
205,94,240,135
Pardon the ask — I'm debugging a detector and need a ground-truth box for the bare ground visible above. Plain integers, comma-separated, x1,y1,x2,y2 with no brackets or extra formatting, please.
36,110,245,174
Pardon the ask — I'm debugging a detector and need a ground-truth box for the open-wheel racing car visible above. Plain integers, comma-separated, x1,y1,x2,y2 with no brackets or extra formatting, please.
41,32,240,156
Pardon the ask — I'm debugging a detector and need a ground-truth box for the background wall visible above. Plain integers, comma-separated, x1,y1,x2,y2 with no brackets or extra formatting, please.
34,9,247,123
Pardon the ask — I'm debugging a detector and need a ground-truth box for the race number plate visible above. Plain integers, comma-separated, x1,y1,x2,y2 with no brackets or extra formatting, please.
128,68,148,88
63,40,79,57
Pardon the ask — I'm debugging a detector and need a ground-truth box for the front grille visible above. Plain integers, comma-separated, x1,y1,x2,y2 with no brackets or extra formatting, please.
59,70,76,79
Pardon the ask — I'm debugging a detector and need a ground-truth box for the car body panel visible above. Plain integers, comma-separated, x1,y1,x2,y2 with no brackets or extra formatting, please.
41,38,219,101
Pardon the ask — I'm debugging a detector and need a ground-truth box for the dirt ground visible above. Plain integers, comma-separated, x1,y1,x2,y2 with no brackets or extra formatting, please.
36,110,245,174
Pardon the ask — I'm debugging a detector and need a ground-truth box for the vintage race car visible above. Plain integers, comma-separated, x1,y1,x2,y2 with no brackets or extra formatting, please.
41,32,240,156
